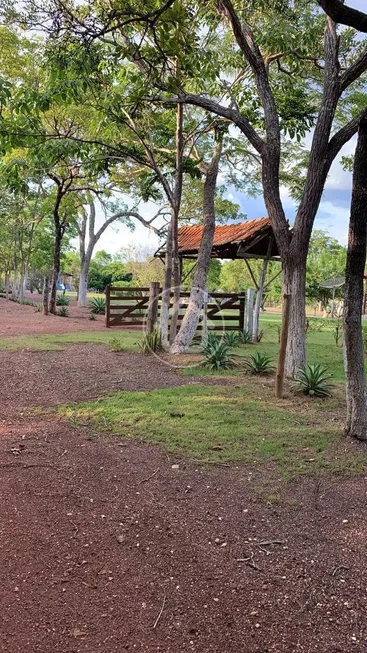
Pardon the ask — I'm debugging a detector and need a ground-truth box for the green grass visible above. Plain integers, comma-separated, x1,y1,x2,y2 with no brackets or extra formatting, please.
0,331,141,351
184,315,348,382
59,383,366,480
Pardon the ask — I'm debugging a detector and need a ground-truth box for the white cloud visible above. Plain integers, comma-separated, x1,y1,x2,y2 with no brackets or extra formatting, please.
316,200,350,244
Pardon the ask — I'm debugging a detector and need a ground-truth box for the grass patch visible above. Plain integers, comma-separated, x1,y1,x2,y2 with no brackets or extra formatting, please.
183,315,350,383
0,331,141,352
59,382,366,480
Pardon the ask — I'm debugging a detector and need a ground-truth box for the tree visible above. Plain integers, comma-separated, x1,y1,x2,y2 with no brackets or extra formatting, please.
30,0,367,376
343,113,367,441
171,130,223,352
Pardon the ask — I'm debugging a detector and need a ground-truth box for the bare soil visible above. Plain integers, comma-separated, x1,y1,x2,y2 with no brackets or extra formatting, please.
0,295,127,336
0,303,366,652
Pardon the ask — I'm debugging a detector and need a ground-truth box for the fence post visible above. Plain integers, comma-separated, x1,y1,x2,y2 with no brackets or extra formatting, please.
42,277,49,316
275,293,290,399
105,285,111,328
146,281,160,333
239,295,245,331
246,288,255,336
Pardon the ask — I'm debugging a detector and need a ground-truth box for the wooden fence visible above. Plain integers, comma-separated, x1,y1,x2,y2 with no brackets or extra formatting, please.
105,284,246,332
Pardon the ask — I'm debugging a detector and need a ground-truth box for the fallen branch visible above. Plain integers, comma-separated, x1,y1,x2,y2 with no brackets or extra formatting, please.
237,552,261,571
332,565,349,577
153,591,167,629
138,467,160,485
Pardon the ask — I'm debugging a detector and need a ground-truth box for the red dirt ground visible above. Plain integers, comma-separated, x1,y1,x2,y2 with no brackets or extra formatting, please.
1,301,367,652
0,295,124,336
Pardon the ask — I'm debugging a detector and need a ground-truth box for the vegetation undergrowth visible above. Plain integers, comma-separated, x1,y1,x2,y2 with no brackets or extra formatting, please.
59,382,366,480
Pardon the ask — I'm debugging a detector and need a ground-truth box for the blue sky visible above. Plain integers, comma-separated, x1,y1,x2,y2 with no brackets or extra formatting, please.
92,0,366,255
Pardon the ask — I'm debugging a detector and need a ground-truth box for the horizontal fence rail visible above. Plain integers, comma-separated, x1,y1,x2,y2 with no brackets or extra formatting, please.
105,284,246,332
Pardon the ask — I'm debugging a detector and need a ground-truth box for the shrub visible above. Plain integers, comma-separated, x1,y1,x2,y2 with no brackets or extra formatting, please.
201,332,221,355
244,352,274,374
109,335,125,352
56,294,69,306
238,328,252,344
222,331,239,347
89,296,106,314
139,328,163,355
201,339,237,370
292,364,333,398
35,303,42,313
88,312,96,321
57,306,69,317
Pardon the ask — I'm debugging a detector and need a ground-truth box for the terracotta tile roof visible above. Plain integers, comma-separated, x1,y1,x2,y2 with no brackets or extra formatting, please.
178,218,271,253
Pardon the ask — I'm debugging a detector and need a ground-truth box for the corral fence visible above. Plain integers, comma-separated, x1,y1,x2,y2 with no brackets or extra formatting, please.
105,283,246,332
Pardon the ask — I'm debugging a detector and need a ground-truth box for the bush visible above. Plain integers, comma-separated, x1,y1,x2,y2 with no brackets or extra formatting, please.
56,294,69,306
292,364,333,397
88,312,96,321
57,306,69,317
109,335,125,352
89,296,106,314
239,328,252,344
201,332,221,355
244,352,274,374
201,339,237,370
222,331,239,347
139,328,163,355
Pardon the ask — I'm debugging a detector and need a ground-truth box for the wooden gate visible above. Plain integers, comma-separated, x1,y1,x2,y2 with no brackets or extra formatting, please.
106,285,245,331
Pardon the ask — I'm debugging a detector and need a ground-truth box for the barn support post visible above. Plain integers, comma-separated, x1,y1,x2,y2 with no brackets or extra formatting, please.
42,277,49,316
253,237,273,342
239,295,245,331
146,281,160,333
246,288,255,337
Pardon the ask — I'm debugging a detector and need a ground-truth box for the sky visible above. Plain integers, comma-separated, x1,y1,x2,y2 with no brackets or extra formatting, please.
88,0,366,256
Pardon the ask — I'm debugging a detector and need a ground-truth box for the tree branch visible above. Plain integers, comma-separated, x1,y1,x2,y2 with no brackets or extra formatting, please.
150,93,264,153
317,0,367,32
340,45,367,93
327,112,365,164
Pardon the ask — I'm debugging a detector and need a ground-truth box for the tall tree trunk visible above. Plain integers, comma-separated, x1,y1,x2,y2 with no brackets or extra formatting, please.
169,103,184,344
283,253,307,377
78,241,95,307
159,220,173,347
49,186,65,315
49,224,63,315
171,135,223,353
344,115,367,441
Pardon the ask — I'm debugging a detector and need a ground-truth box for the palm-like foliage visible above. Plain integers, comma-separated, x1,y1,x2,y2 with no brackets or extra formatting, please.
56,294,69,306
238,328,252,344
223,330,239,347
292,364,333,397
201,339,237,370
56,305,69,317
244,352,274,374
89,296,106,314
139,327,163,354
201,331,221,354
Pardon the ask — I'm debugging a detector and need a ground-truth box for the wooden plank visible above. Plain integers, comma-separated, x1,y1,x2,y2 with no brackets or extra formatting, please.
109,286,150,292
110,295,149,301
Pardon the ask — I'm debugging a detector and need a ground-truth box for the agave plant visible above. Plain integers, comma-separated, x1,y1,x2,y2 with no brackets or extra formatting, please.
201,331,221,355
56,294,69,306
292,364,333,397
56,305,69,318
89,296,106,314
238,328,253,344
222,331,239,347
139,327,163,355
244,352,274,374
201,339,237,370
